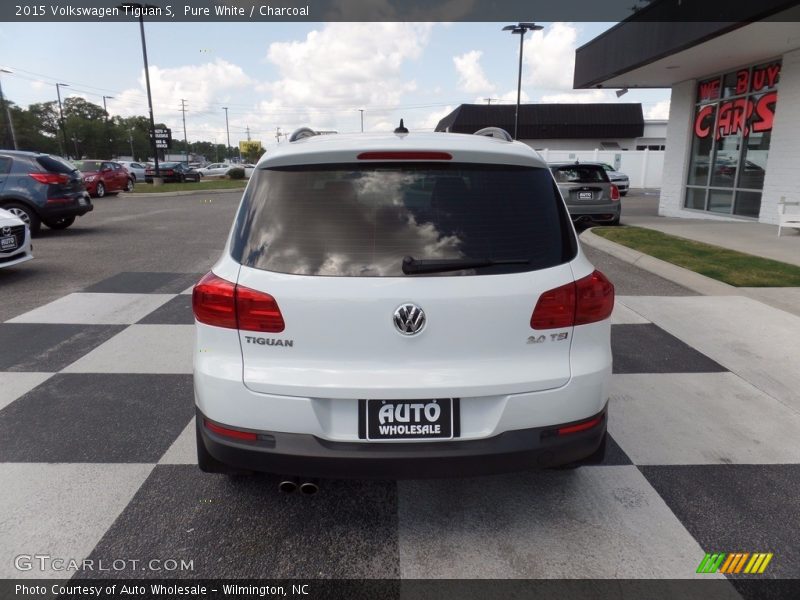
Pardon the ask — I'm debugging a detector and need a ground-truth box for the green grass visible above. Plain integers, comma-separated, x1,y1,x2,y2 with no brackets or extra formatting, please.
131,179,246,193
592,226,800,287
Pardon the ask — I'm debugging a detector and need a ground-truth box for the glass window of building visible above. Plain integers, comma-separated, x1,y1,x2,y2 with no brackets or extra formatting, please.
685,60,780,218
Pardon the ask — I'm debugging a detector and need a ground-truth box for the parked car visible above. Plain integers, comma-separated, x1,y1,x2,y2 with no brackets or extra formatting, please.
0,150,93,235
145,162,201,183
549,161,622,225
0,207,33,268
193,127,614,481
116,160,150,182
197,162,232,177
600,163,630,196
74,160,134,197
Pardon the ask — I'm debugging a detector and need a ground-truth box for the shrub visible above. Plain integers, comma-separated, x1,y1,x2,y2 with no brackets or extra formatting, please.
228,167,245,179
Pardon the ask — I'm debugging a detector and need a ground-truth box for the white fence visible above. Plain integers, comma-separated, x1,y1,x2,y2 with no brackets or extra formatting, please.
536,149,665,189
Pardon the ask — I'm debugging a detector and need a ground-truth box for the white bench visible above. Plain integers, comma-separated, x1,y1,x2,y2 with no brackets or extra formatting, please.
778,197,800,237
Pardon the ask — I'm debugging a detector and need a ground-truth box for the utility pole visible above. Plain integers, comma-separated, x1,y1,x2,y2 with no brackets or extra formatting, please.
179,98,188,163
55,82,69,156
0,69,17,150
246,125,251,141
502,22,543,140
275,127,281,144
359,108,364,133
102,95,114,157
129,129,135,159
222,106,230,160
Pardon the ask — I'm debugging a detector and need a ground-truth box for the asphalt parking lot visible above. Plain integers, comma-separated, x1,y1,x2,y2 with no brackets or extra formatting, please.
0,190,798,595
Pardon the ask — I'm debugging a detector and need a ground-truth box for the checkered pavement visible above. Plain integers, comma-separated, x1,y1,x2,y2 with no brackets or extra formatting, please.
1,272,798,587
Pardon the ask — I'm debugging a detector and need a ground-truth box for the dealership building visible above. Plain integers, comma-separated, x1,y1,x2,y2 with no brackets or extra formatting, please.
574,2,800,224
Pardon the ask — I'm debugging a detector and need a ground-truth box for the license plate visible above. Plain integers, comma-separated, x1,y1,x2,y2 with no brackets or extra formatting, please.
0,236,17,252
578,191,593,200
360,398,458,440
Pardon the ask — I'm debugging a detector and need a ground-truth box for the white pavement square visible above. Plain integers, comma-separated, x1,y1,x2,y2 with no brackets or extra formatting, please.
159,417,197,465
62,325,195,374
620,296,800,412
609,373,800,465
0,373,53,412
397,466,721,579
0,463,154,578
7,293,174,325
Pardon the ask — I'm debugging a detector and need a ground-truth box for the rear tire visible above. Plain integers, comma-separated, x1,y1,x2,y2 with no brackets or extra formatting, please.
45,216,75,230
3,202,41,236
95,182,105,198
125,178,135,192
609,215,621,226
620,191,628,197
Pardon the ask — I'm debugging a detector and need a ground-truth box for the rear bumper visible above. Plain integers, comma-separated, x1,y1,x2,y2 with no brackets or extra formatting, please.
567,203,620,222
197,404,607,479
43,194,93,218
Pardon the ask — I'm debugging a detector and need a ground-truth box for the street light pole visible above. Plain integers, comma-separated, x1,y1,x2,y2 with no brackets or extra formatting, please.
0,69,17,150
222,106,230,159
359,108,364,133
502,22,543,140
55,82,69,156
102,95,114,157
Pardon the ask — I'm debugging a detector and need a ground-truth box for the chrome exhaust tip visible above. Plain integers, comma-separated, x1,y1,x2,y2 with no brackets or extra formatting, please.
278,480,298,494
299,482,319,496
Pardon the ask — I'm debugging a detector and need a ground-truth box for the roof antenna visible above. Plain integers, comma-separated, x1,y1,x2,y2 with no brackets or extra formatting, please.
394,119,409,134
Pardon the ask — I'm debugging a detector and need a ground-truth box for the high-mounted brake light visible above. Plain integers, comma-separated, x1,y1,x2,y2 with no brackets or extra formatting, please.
357,151,452,160
192,272,285,332
610,184,620,201
531,270,614,329
29,172,69,185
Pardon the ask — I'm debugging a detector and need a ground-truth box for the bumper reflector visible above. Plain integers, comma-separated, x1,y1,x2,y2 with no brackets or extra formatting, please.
204,419,258,442
557,415,604,436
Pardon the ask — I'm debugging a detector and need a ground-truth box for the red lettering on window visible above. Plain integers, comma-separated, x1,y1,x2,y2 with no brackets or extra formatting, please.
752,91,778,133
715,99,754,140
698,79,720,102
694,105,715,139
736,70,749,95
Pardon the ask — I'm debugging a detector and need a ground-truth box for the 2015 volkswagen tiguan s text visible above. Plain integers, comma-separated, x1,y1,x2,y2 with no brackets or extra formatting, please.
192,127,614,479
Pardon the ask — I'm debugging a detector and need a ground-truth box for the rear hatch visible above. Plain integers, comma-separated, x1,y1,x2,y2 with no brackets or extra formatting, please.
230,160,578,399
551,164,611,204
36,155,86,201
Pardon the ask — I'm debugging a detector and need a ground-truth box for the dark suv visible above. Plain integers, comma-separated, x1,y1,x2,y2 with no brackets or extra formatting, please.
0,150,93,235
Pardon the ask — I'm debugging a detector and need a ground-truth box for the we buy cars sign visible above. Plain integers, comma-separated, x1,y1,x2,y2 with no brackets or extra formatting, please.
151,128,172,149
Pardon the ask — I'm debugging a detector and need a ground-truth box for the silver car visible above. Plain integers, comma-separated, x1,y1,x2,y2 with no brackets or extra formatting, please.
549,162,621,226
600,163,629,196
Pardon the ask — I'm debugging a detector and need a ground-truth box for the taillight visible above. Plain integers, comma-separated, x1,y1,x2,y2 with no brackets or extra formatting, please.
531,270,614,329
29,172,69,185
236,285,285,332
610,184,620,201
574,270,615,325
192,272,285,332
192,272,237,329
204,419,258,442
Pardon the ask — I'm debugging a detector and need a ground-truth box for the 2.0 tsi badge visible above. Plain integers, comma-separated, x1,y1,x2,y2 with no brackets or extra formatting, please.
393,303,426,336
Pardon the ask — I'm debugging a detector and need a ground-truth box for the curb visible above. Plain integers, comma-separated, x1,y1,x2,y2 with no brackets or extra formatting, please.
579,227,738,296
126,187,246,198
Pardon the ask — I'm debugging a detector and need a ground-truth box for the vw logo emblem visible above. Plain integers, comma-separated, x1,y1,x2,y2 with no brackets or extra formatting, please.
393,303,426,336
1,227,10,236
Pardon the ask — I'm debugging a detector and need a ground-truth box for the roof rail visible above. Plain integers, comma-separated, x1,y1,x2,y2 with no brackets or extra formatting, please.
288,127,318,142
473,127,513,142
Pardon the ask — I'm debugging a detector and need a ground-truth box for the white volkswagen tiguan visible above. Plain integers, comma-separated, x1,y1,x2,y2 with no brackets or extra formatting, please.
193,125,614,480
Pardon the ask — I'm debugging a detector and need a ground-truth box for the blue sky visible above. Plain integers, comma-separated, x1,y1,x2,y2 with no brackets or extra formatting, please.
0,21,670,148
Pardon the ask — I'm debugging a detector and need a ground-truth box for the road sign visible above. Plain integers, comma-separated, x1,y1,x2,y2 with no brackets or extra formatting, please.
151,128,172,149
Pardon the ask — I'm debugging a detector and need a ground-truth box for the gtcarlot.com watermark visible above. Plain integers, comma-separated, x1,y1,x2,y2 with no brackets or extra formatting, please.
14,554,194,573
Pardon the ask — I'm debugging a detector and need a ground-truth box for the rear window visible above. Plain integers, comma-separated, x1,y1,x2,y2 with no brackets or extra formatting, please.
231,163,575,277
551,165,609,184
73,160,102,172
36,155,78,174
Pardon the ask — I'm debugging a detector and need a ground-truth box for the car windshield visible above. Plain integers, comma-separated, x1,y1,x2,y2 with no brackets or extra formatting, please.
73,160,102,172
231,163,575,277
160,162,179,168
551,165,608,184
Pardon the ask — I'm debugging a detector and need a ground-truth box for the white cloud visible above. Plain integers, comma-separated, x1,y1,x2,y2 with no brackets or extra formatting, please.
539,89,614,103
453,50,494,94
523,22,579,91
253,22,434,134
645,99,671,120
418,105,455,131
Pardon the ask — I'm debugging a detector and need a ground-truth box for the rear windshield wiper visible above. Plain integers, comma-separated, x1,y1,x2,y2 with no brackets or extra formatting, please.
402,255,529,275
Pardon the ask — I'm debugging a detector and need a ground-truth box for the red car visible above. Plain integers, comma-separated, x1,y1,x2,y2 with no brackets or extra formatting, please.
74,160,134,197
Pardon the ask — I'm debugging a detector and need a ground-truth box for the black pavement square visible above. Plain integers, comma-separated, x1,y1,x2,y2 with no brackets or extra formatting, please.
0,373,194,462
84,272,203,294
0,323,125,372
599,433,633,466
640,465,800,579
611,324,727,374
79,465,400,579
137,295,194,325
